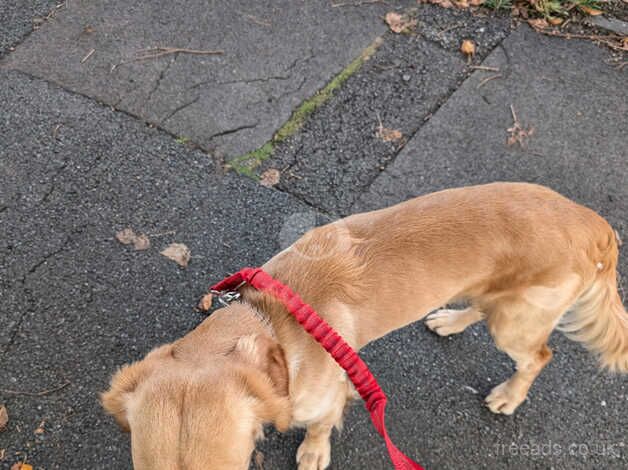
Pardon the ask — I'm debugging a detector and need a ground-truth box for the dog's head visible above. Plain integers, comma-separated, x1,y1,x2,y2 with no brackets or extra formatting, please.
101,303,291,470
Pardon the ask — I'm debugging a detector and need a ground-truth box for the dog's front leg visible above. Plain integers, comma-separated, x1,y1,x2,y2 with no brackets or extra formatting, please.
296,399,346,470
296,421,334,470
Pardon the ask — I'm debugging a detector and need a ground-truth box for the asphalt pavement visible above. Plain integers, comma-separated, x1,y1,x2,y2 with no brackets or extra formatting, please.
1,1,626,469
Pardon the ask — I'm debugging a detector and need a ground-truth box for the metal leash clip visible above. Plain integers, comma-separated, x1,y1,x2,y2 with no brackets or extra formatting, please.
210,280,246,307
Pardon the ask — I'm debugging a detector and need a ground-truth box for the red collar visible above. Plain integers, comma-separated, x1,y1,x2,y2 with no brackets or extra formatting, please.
211,267,424,470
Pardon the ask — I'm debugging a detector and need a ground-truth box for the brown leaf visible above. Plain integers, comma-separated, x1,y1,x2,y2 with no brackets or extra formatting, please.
11,464,32,470
376,126,403,142
460,39,476,56
132,234,150,251
160,243,191,267
528,18,549,29
259,168,281,188
420,0,454,8
0,405,7,432
197,293,213,312
384,12,417,34
115,228,136,245
547,17,563,25
579,5,603,15
115,228,150,251
420,0,485,8
34,419,45,435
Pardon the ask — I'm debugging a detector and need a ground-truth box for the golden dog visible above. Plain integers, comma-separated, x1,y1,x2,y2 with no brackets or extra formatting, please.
102,182,627,469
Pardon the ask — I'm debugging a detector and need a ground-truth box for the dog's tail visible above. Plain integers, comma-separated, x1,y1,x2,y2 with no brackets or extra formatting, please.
559,231,628,372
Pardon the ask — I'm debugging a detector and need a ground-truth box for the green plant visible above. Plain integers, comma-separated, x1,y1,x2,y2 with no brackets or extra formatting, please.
484,0,512,10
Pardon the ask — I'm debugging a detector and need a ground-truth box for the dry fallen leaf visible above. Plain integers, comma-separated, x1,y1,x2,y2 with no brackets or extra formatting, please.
385,12,417,34
115,228,136,244
0,405,8,432
160,243,191,267
11,464,33,470
132,234,150,250
547,17,563,26
34,420,45,435
260,168,281,187
460,39,475,56
579,5,603,15
419,0,484,8
376,126,403,142
197,293,213,312
528,18,549,29
115,228,151,251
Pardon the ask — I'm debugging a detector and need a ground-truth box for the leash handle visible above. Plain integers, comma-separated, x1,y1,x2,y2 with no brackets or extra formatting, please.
211,267,424,470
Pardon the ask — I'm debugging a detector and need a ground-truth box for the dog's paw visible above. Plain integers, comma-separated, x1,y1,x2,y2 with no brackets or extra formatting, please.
485,381,526,415
296,438,331,470
425,309,468,336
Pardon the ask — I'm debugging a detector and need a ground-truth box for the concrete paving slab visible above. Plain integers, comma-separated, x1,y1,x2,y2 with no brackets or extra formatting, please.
354,26,627,232
1,0,408,158
262,6,511,215
0,0,58,57
0,69,314,469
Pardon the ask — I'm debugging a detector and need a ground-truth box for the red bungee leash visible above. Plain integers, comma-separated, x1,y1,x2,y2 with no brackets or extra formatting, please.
210,267,424,470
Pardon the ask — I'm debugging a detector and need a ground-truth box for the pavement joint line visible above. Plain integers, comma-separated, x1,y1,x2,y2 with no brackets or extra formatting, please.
225,36,385,178
277,29,517,217
272,184,337,219
1,68,216,159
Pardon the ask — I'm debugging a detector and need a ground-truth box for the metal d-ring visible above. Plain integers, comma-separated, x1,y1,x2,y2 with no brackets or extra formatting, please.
210,280,246,307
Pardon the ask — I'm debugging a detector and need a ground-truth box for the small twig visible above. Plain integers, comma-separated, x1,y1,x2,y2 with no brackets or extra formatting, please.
477,74,502,88
331,0,386,7
146,230,176,238
238,12,271,28
52,123,62,139
510,104,518,124
469,65,500,72
80,48,95,64
135,47,224,60
0,380,70,397
532,28,627,52
112,47,224,71
506,104,533,147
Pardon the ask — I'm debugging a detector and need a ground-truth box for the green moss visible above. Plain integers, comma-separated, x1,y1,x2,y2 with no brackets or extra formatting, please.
227,37,383,177
226,141,274,178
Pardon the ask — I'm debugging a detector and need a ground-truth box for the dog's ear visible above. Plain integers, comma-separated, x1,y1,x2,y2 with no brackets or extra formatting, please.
234,334,289,398
100,344,173,431
234,334,292,431
101,360,150,431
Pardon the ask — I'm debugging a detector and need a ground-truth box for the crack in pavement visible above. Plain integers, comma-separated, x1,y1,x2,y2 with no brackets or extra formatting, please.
188,54,315,91
40,160,69,204
1,224,87,360
161,95,200,124
143,52,179,108
208,122,259,140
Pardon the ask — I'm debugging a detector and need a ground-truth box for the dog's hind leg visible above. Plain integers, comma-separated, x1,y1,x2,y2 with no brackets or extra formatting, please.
425,307,483,336
484,275,584,414
484,303,565,415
